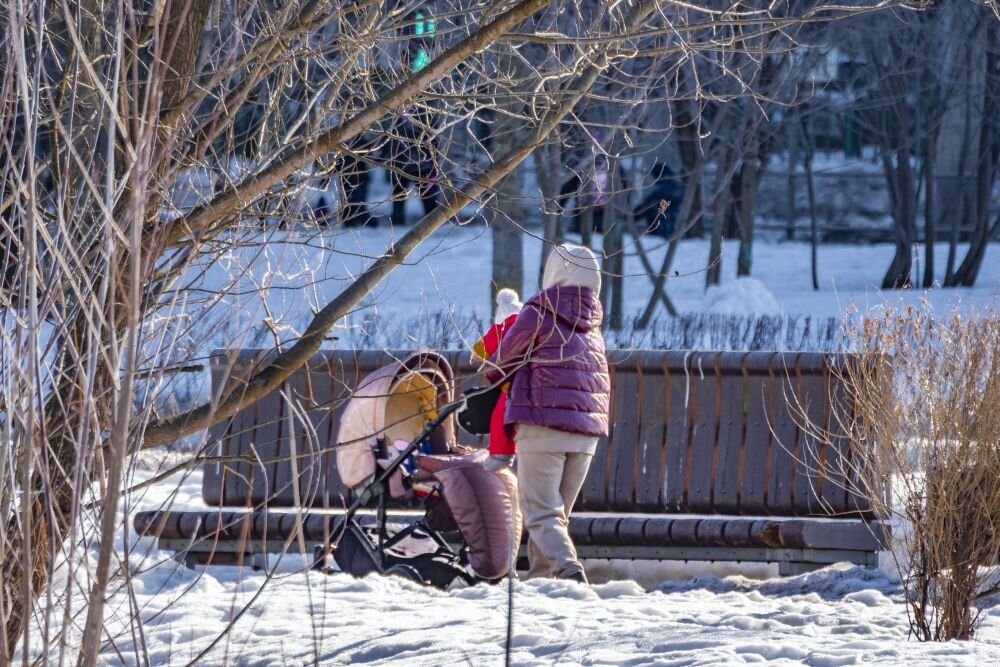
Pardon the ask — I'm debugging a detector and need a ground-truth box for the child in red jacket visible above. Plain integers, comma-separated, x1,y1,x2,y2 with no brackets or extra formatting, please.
473,288,522,472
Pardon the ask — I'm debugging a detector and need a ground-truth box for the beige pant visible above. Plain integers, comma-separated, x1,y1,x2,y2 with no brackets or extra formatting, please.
515,425,598,580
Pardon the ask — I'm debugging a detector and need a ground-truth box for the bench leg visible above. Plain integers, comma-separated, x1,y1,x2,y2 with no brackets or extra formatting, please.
171,549,203,570
778,561,822,576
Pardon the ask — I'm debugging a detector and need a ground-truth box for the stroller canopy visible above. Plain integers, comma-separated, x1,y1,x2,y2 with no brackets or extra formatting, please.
336,351,457,490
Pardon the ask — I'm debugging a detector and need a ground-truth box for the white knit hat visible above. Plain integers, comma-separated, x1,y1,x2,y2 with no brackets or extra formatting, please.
541,243,602,293
495,288,523,323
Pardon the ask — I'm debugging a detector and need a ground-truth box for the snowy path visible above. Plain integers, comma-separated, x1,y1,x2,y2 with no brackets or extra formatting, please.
83,468,1000,666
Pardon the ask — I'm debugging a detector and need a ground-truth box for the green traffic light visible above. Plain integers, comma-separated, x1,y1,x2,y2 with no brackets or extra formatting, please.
413,11,435,36
412,48,430,73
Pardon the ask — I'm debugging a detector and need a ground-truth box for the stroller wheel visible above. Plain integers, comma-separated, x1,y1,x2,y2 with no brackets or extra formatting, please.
384,564,424,584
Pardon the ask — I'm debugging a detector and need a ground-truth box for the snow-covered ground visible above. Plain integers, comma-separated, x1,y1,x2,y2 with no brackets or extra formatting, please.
182,223,1000,354
49,466,999,665
72,223,996,665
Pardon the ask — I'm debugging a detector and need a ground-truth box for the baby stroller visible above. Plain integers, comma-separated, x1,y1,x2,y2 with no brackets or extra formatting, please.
324,352,520,589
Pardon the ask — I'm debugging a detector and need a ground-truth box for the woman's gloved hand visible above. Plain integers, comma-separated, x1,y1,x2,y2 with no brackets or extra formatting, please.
483,454,514,472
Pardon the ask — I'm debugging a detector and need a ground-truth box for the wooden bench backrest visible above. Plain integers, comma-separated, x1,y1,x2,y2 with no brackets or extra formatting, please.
201,349,874,518
580,351,873,518
202,350,481,509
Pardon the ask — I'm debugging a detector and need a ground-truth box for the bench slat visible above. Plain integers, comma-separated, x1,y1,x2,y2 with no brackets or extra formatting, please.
686,352,719,513
609,359,641,510
821,373,851,515
794,362,827,515
249,392,284,506
580,363,614,511
275,370,323,507
662,360,689,512
222,350,271,506
767,354,799,515
202,356,234,506
324,352,368,507
740,354,775,515
714,353,747,514
634,355,667,511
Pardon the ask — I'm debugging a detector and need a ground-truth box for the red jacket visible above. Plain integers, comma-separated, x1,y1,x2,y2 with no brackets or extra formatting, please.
474,314,518,360
474,314,518,455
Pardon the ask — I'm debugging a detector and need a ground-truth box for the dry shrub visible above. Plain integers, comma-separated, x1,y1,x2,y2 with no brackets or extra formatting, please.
832,304,1000,641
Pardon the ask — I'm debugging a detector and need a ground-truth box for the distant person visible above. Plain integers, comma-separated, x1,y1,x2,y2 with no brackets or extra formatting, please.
385,108,440,227
486,244,610,583
313,121,377,227
339,152,375,228
562,157,628,236
634,162,685,238
313,151,375,228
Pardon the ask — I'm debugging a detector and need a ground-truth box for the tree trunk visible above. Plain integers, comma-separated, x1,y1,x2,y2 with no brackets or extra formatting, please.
671,73,703,238
945,47,976,287
804,147,820,291
923,132,937,288
579,199,595,248
881,149,916,289
786,123,799,241
953,28,998,287
491,162,526,304
490,45,531,305
736,142,758,277
706,154,735,287
535,143,563,286
632,152,703,329
601,156,624,330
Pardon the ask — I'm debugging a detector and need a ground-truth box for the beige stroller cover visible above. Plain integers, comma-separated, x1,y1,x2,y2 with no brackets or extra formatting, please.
336,351,457,489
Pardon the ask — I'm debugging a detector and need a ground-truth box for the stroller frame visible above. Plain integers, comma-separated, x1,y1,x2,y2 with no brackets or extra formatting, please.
317,399,476,587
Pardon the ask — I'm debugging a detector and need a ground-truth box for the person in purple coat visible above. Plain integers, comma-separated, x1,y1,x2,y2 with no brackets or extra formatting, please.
486,243,610,583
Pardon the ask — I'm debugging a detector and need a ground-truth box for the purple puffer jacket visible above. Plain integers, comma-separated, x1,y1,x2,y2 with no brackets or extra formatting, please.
486,286,610,437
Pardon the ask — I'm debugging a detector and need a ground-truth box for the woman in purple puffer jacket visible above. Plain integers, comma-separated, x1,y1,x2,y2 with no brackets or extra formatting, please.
486,243,610,583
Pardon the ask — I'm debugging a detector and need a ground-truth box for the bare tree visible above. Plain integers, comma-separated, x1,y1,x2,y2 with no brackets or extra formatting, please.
836,2,999,289
0,0,916,661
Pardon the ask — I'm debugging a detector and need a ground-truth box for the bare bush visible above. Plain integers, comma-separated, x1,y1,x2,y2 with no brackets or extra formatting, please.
823,305,1000,641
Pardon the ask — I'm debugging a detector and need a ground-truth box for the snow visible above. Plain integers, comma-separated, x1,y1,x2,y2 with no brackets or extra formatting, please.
20,208,1000,663
26,466,996,665
703,277,781,316
181,224,1000,353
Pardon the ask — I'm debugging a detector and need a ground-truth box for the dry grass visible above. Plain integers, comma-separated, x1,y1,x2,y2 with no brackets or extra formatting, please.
826,304,1000,641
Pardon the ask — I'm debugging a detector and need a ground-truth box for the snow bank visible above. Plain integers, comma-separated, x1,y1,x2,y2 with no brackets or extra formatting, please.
703,276,781,316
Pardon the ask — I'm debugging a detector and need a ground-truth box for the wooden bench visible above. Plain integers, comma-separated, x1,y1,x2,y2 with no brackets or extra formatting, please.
135,349,889,575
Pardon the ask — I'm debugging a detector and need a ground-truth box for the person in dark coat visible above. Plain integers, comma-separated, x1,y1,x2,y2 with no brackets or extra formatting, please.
386,107,440,227
634,162,685,238
339,151,375,228
486,243,610,583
